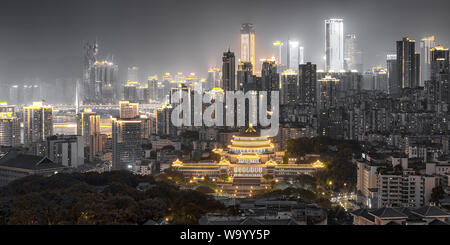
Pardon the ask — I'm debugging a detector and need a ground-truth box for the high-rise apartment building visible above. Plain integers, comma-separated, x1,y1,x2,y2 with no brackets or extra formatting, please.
0,110,20,147
76,108,102,161
23,101,53,146
299,62,317,105
280,70,298,105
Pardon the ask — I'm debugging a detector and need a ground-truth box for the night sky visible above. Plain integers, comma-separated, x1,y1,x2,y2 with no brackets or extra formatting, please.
0,0,449,84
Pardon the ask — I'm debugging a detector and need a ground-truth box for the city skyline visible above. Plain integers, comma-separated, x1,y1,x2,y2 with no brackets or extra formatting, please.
0,0,449,84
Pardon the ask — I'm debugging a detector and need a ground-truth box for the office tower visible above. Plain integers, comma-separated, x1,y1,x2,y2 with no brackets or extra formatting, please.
23,101,53,146
9,85,20,105
127,66,139,82
124,81,139,103
119,101,139,119
112,117,142,171
299,46,305,65
147,75,159,101
76,108,101,161
363,67,388,91
261,60,279,91
386,54,400,95
237,62,254,91
222,49,236,91
420,36,437,84
273,41,283,66
206,67,220,90
325,19,344,72
46,135,84,168
396,37,420,89
344,34,363,72
240,23,255,71
280,70,298,105
287,40,299,71
0,111,20,147
430,45,449,81
299,62,317,105
83,41,99,103
91,60,119,103
318,75,339,110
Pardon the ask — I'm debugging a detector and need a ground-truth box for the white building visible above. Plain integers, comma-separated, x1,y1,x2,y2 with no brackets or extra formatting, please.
325,19,344,72
46,135,84,168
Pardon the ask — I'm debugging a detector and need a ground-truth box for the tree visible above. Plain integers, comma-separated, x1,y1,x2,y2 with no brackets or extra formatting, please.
218,174,229,182
430,185,445,204
263,174,274,182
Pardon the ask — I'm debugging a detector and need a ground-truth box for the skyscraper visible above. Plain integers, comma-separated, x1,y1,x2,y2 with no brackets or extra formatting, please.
325,19,344,72
387,54,399,95
237,62,254,91
127,66,139,82
206,67,220,91
420,36,437,84
83,41,99,103
222,49,236,91
112,117,142,171
344,34,362,72
147,75,159,101
240,23,255,71
280,70,298,105
287,40,299,71
23,101,53,146
396,37,420,89
272,41,283,66
299,46,305,65
299,62,317,105
91,60,119,103
318,76,340,110
430,45,449,81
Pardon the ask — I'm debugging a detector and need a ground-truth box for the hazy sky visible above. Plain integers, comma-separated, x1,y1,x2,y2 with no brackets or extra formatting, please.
0,0,449,84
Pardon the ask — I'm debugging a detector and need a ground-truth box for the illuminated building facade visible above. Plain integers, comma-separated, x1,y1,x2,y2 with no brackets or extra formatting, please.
344,34,362,72
272,41,283,66
0,111,20,147
318,75,340,110
23,101,53,146
237,62,254,91
206,67,220,91
280,70,299,105
287,40,299,71
76,108,102,161
112,117,142,171
119,101,139,119
172,126,325,197
420,36,437,84
325,19,344,72
240,23,255,72
299,62,317,105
